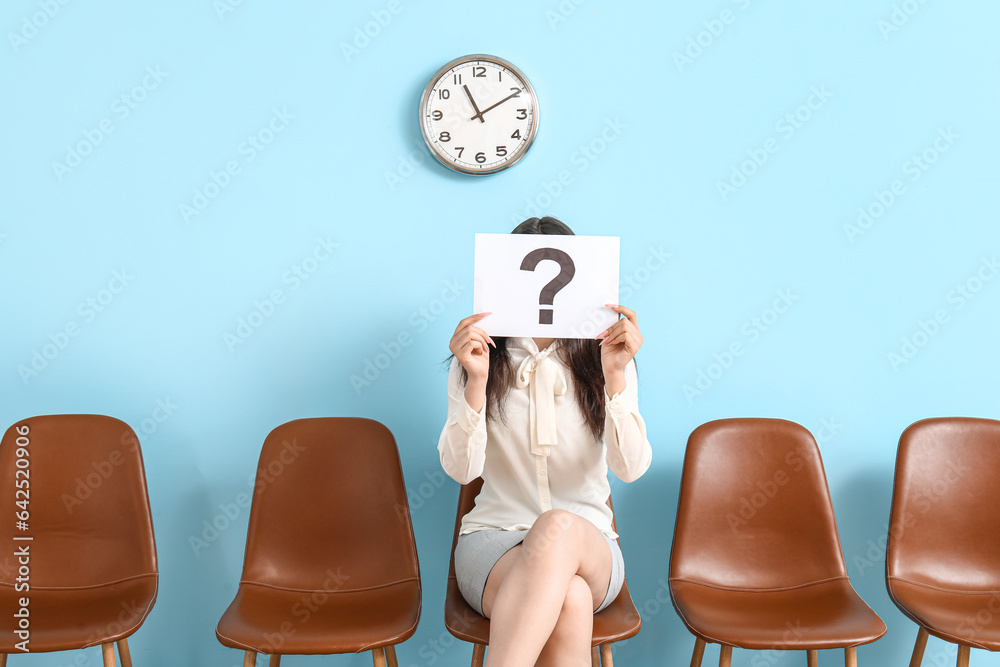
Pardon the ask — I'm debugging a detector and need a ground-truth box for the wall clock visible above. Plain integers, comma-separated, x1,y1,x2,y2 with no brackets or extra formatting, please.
419,54,539,175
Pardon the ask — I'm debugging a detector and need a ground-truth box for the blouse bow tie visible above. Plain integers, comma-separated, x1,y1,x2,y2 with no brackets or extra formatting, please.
515,346,567,457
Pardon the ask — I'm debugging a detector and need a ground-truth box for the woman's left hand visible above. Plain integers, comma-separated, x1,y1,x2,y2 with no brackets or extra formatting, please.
597,304,643,376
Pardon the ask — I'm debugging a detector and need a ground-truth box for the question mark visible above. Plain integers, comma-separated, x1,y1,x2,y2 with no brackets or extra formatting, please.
519,248,576,325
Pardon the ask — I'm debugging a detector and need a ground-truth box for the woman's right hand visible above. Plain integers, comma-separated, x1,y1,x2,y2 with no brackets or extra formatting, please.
449,313,494,385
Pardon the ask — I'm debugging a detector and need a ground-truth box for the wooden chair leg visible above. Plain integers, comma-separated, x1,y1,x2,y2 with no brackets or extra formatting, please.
957,645,970,667
690,637,706,667
268,654,281,666
808,649,818,667
845,646,857,667
386,644,399,667
102,643,117,667
910,628,929,667
116,638,133,667
592,646,601,667
719,644,733,667
472,643,486,667
243,650,257,667
600,643,613,666
0,653,7,666
372,646,387,667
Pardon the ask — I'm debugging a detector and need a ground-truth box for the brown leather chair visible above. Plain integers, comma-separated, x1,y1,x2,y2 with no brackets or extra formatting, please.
444,477,641,667
0,415,158,667
669,418,885,667
216,417,421,667
886,417,1000,667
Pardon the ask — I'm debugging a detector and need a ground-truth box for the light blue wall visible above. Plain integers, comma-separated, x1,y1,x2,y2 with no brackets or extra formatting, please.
2,1,998,665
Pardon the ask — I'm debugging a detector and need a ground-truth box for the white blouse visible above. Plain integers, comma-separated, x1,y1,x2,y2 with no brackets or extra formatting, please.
437,337,653,538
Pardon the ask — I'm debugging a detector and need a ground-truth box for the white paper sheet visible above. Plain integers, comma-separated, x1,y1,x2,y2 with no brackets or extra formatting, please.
473,233,620,338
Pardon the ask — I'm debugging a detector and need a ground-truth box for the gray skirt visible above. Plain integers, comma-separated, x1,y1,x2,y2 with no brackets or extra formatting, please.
455,528,625,617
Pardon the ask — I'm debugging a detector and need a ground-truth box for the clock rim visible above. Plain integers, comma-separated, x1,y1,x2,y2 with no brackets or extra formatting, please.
418,53,539,176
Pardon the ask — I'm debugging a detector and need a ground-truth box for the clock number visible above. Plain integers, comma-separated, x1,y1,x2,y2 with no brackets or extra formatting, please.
496,146,507,157
455,147,465,158
510,129,521,140
516,109,527,120
475,152,486,164
509,87,521,98
432,110,443,121
438,88,450,100
453,73,462,85
473,66,486,78
439,131,451,142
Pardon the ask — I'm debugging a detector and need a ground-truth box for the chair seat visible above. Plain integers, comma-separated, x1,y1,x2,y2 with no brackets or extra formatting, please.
670,577,886,650
0,574,158,652
216,579,421,654
444,576,641,647
889,577,1000,651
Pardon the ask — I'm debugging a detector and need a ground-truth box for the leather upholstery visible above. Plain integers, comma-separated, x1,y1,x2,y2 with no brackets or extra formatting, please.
669,418,885,649
886,417,1000,650
0,415,158,652
216,417,421,654
444,477,641,647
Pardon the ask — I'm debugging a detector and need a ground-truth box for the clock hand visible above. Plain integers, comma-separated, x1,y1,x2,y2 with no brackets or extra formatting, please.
471,89,522,121
464,85,486,124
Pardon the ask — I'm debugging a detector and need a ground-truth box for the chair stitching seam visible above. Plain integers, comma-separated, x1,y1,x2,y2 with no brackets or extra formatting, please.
889,576,1000,595
237,576,419,594
668,575,848,593
0,572,158,591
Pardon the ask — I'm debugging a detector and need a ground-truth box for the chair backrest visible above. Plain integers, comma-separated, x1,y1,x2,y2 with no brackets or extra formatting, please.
670,418,847,589
887,417,1000,591
0,415,157,588
241,417,420,592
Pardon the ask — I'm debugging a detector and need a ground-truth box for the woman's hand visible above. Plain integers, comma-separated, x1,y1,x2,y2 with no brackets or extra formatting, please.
597,304,642,397
449,313,494,411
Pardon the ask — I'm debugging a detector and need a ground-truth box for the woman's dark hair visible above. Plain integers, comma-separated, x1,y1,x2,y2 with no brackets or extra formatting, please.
460,216,609,440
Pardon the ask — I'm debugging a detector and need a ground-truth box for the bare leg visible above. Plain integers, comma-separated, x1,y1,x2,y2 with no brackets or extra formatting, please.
535,575,595,667
481,510,612,666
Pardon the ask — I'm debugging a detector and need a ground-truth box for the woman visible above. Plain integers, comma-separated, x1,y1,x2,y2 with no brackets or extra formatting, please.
438,217,653,666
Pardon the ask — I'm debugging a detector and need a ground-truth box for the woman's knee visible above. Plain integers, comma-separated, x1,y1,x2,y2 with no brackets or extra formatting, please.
522,510,583,560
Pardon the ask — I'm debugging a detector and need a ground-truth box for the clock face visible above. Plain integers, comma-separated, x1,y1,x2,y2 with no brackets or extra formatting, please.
419,54,539,175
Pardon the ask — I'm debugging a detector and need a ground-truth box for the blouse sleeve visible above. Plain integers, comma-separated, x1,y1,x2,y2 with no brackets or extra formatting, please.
437,357,489,484
603,359,652,483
